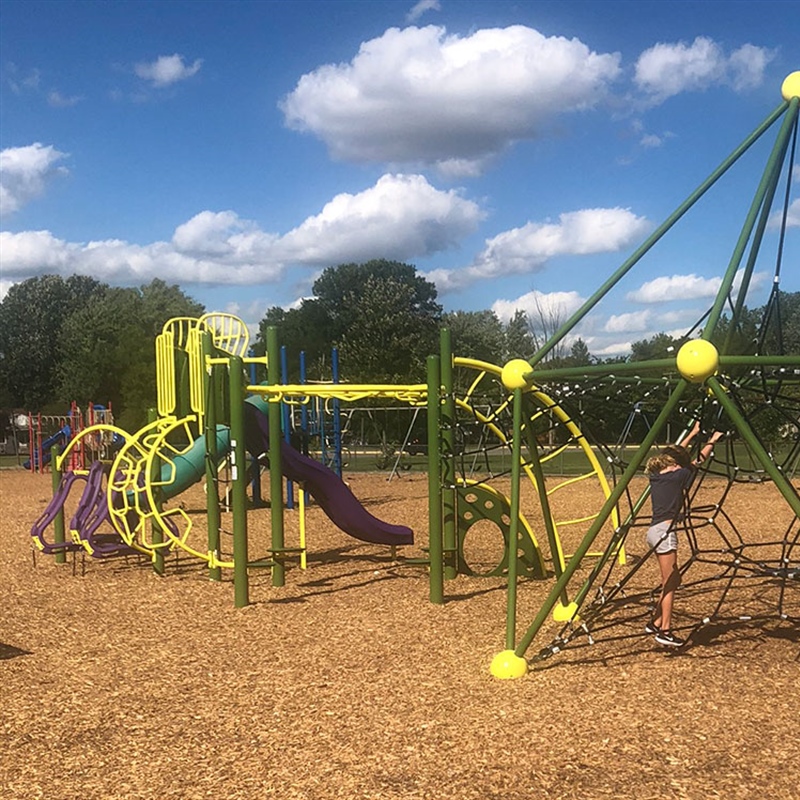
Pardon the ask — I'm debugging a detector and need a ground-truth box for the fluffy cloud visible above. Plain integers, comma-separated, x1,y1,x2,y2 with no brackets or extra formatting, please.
428,207,651,293
492,289,585,325
626,269,767,303
0,143,68,216
768,198,800,229
281,25,621,173
626,273,722,303
0,173,482,286
134,54,203,87
278,174,483,264
634,37,774,103
603,309,652,333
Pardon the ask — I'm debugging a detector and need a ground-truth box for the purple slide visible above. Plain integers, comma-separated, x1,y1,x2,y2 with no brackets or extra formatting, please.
30,460,135,557
244,403,413,547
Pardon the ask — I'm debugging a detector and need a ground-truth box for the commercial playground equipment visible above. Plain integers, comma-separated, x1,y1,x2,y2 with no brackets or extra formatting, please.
31,73,799,678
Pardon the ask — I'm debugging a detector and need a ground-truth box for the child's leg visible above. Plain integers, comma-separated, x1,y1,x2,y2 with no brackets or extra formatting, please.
654,550,680,629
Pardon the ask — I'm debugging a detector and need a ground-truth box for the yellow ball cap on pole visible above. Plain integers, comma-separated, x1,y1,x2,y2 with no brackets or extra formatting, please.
501,359,533,391
781,71,800,101
676,339,719,383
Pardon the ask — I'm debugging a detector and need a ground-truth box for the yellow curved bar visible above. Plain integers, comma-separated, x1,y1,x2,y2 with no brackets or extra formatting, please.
53,424,135,471
248,383,428,404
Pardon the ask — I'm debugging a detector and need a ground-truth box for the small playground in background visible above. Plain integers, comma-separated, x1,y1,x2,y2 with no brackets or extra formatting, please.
2,73,799,800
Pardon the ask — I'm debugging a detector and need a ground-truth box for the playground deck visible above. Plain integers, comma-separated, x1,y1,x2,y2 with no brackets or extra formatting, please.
1,467,797,800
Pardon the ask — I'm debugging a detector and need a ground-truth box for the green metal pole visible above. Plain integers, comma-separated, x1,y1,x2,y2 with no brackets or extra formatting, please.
427,355,444,604
202,331,222,581
229,356,249,607
519,395,568,604
529,101,788,366
503,389,524,649
147,407,165,576
708,98,798,342
708,375,800,518
267,326,286,588
50,444,66,565
439,328,457,580
228,356,250,608
514,380,688,658
724,106,798,351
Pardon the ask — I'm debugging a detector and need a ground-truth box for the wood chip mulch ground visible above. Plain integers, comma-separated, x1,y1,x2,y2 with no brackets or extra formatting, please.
1,467,798,799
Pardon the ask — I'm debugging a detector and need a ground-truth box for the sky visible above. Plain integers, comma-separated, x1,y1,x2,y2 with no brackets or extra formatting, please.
1,0,798,357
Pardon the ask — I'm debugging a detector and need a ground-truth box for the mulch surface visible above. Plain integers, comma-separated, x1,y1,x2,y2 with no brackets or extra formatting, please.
1,467,798,799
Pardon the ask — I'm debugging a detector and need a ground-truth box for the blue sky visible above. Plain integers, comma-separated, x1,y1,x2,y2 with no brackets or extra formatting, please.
1,0,798,356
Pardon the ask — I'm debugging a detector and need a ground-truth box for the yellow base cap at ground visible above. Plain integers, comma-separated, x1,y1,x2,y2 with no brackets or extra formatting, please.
781,71,800,101
490,650,528,679
553,601,580,622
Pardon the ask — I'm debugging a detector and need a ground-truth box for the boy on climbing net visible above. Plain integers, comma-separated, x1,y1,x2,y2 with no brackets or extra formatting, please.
644,421,724,647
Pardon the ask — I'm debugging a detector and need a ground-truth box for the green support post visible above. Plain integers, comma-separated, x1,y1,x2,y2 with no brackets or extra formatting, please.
439,329,457,580
202,331,222,581
427,355,443,604
267,326,286,588
147,407,165,576
50,444,66,565
503,389,523,649
229,356,249,607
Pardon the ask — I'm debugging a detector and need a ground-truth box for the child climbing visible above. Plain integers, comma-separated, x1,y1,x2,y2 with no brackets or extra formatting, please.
644,421,723,647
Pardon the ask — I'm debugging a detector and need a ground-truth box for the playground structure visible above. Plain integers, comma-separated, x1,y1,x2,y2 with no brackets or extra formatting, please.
5,402,115,472
488,72,800,678
30,74,799,678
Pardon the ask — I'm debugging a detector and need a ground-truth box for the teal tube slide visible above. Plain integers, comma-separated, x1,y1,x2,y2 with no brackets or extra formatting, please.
159,425,231,501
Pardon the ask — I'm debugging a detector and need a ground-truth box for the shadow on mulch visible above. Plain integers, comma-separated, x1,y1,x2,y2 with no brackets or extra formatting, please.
0,642,32,660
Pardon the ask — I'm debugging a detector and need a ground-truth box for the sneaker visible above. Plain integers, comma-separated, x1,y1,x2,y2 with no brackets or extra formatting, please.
655,630,685,647
645,620,662,635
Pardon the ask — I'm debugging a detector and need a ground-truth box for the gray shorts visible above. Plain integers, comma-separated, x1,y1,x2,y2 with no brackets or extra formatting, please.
647,520,678,554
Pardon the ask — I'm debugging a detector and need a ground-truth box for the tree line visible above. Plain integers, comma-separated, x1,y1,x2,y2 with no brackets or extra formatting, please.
1,261,797,441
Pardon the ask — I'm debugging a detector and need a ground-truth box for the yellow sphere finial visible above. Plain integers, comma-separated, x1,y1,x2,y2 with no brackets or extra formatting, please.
676,339,719,384
490,650,528,679
501,359,533,391
782,71,800,101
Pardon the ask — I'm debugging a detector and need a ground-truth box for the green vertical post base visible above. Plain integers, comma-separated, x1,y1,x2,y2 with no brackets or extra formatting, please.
50,445,66,565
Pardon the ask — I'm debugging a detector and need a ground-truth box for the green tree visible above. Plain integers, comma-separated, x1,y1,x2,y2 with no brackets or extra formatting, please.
504,310,537,361
57,279,203,430
629,332,684,362
257,260,442,383
0,275,103,409
567,337,593,366
443,310,506,364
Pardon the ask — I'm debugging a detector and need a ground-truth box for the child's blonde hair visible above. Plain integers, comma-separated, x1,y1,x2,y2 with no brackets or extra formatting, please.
645,443,692,475
646,453,677,474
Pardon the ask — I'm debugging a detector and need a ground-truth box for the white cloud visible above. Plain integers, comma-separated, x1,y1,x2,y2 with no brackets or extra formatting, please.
634,37,774,103
0,173,482,288
429,207,651,293
134,54,203,87
492,289,585,325
627,273,720,303
407,0,440,23
0,143,69,216
278,173,483,264
281,25,621,173
768,198,800,229
626,269,767,303
603,309,652,333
